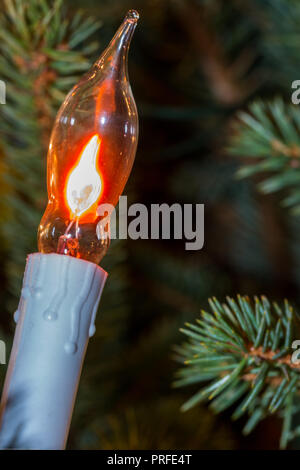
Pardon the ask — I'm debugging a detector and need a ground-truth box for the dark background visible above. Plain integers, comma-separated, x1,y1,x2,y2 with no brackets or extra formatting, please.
1,0,300,449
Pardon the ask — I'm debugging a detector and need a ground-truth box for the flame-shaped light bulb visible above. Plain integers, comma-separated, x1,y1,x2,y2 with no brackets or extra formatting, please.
38,10,139,264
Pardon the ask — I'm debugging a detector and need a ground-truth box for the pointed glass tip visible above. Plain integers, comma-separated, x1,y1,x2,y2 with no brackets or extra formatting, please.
125,10,139,24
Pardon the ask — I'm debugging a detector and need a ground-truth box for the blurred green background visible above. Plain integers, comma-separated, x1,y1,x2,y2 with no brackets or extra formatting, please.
1,0,300,449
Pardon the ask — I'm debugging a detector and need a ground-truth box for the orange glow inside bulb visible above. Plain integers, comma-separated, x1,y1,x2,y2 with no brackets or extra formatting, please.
38,10,139,264
64,134,103,222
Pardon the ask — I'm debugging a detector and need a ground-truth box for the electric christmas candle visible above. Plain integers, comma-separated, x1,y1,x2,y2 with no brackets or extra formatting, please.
0,10,139,450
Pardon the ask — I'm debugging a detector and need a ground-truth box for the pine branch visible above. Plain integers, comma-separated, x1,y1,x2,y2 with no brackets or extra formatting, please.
175,295,300,448
228,99,300,214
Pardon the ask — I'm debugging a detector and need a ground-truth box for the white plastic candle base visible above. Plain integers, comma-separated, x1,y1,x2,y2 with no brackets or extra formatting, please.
0,253,107,450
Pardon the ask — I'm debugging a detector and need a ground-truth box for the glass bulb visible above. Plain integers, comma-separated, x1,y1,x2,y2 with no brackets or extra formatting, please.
38,10,139,264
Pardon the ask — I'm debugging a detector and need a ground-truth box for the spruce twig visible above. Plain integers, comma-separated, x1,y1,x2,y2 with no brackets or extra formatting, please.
229,99,300,215
175,295,300,448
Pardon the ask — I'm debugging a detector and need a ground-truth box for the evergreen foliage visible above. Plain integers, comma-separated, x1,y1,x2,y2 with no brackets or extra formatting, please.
175,296,300,449
229,100,300,214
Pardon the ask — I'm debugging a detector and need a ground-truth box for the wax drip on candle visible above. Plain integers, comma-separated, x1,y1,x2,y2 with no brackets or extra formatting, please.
64,262,97,355
88,281,104,337
42,255,71,322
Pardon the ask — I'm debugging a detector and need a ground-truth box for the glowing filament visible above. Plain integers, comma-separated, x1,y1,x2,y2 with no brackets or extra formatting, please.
66,135,102,217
